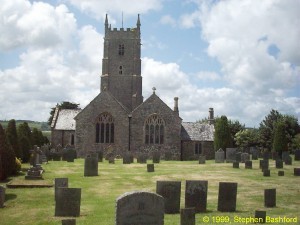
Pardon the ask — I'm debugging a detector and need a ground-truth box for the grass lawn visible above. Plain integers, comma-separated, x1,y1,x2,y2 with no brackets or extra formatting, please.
0,159,299,225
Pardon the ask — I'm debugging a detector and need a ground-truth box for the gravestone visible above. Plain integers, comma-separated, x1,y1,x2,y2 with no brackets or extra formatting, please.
0,186,5,208
55,188,81,217
241,153,250,163
198,155,206,164
215,149,225,163
250,147,258,160
282,151,290,162
116,191,164,225
137,153,147,164
235,152,242,162
180,208,195,225
84,154,98,176
263,151,269,160
295,150,300,161
294,168,300,176
164,151,172,161
278,171,284,176
108,157,115,164
226,148,236,163
185,180,208,212
147,164,154,172
272,152,279,160
261,160,269,171
233,162,239,168
285,155,292,165
255,210,266,223
153,152,161,163
55,178,68,200
123,153,132,164
65,149,76,162
264,189,276,207
62,219,76,225
156,181,181,214
96,150,103,162
245,160,252,169
217,182,238,212
263,169,270,177
275,160,283,169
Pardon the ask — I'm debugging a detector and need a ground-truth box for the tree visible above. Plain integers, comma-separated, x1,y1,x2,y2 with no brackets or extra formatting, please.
17,122,33,162
291,134,300,150
0,124,16,180
48,101,80,125
214,115,231,151
235,129,259,149
6,119,22,159
273,120,288,156
228,119,245,147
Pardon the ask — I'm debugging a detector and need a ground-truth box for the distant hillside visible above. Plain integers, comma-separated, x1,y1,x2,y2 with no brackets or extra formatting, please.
0,120,51,131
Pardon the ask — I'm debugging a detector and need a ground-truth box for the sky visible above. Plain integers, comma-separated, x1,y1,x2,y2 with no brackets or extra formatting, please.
0,0,299,127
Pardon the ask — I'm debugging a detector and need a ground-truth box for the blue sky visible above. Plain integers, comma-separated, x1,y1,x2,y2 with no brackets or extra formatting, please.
0,0,299,127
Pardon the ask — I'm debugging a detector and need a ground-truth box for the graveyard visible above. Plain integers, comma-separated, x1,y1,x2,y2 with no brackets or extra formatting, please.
0,157,299,225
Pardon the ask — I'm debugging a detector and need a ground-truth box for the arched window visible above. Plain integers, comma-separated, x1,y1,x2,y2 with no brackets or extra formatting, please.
144,114,165,144
71,134,75,145
95,113,114,143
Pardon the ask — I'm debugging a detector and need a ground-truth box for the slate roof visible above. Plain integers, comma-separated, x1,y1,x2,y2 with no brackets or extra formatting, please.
53,109,81,130
181,122,214,141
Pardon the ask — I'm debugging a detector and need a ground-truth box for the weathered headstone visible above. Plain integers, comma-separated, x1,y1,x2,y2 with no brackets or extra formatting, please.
65,149,76,162
275,159,283,169
153,152,161,163
123,153,132,164
164,151,172,161
282,151,290,162
278,171,284,176
180,208,195,225
295,150,300,161
261,160,269,171
226,148,236,163
233,162,239,168
147,164,154,172
96,150,103,162
137,153,147,164
255,210,266,223
156,181,181,214
215,148,225,163
84,155,98,176
116,191,164,225
245,160,252,169
285,155,292,165
264,189,276,207
62,219,76,225
185,180,208,212
263,169,270,177
250,147,258,160
241,153,250,163
217,182,237,212
0,186,5,208
294,168,300,176
235,152,242,163
55,188,81,217
198,155,206,164
55,178,68,200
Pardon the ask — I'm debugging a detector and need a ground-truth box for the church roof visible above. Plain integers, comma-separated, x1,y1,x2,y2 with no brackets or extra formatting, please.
181,122,214,141
53,109,81,130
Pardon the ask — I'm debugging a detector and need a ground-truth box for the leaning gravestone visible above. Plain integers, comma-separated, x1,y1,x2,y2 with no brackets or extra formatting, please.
215,149,225,163
255,210,266,223
226,148,236,163
0,186,5,208
55,188,81,217
147,164,154,172
233,162,239,168
217,182,237,212
264,189,276,207
241,153,250,163
153,152,161,163
294,168,300,176
156,181,181,214
198,155,206,164
245,161,252,169
116,191,164,225
84,154,98,176
55,178,68,200
295,150,300,161
180,208,195,225
285,155,292,165
62,219,76,225
185,180,208,212
275,160,283,169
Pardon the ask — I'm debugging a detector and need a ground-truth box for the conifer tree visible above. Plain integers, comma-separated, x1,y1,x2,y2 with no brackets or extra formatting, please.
273,120,288,157
6,119,22,159
214,115,231,151
17,122,33,162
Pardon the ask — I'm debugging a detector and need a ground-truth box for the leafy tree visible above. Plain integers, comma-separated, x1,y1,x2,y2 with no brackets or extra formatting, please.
228,119,245,147
273,120,288,156
17,122,33,162
6,119,22,159
48,101,80,125
0,124,16,180
214,115,231,151
291,134,300,150
235,129,259,149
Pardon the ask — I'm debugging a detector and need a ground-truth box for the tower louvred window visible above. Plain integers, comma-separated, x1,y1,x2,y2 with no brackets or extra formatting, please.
119,44,124,55
144,114,165,144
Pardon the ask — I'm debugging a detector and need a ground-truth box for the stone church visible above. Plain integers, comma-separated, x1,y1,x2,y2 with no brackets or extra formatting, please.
51,15,215,160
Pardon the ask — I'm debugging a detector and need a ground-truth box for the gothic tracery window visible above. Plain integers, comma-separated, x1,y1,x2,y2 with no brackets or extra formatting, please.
95,113,114,143
144,114,165,144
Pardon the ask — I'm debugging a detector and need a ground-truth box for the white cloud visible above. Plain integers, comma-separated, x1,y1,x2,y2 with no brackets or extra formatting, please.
160,15,176,27
197,71,221,81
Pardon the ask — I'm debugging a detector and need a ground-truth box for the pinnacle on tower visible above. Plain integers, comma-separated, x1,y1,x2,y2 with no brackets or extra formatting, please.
137,14,141,29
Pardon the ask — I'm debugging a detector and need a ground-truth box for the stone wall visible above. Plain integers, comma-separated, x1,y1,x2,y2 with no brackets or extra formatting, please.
181,141,214,160
51,129,75,148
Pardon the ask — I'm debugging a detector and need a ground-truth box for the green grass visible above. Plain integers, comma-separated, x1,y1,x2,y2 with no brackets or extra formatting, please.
0,159,299,225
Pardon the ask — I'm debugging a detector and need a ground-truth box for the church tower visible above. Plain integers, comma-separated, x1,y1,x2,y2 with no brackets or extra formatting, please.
101,14,143,111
